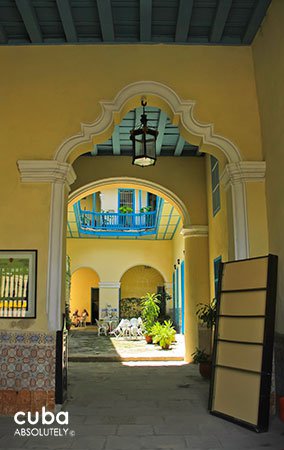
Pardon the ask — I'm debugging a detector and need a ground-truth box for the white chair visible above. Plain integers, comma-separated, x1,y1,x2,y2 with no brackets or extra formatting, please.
120,319,131,337
95,319,108,336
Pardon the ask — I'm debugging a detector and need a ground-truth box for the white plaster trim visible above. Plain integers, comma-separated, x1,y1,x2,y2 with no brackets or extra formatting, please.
99,282,121,289
164,282,173,290
221,161,266,190
69,176,191,228
17,160,76,187
181,226,208,238
54,81,242,163
230,181,249,260
46,182,66,331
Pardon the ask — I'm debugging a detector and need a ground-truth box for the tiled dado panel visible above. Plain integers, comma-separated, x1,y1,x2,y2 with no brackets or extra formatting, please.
0,331,56,414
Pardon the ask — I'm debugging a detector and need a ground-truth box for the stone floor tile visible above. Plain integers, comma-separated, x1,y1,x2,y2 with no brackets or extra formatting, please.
117,424,154,435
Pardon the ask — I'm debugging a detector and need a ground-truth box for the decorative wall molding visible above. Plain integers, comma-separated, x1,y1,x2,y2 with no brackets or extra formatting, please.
69,176,191,228
17,160,76,187
221,161,266,190
219,161,265,260
181,225,209,238
54,80,242,164
99,282,121,289
164,282,173,290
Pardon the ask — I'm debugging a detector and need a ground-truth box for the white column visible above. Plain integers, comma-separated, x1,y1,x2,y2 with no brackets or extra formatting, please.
221,161,266,260
17,160,76,331
98,281,120,319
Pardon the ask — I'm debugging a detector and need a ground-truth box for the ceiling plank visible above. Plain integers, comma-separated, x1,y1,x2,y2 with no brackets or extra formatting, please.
97,0,115,42
56,0,78,43
112,126,121,155
0,24,8,44
210,0,233,43
242,0,271,44
140,0,152,42
156,111,167,156
174,135,185,156
15,0,43,43
175,0,194,42
135,107,143,128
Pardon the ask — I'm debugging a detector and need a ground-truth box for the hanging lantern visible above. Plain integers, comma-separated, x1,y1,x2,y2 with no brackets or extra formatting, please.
130,99,159,167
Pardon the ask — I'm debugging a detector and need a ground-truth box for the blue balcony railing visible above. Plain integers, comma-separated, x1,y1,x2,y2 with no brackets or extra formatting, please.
78,209,157,236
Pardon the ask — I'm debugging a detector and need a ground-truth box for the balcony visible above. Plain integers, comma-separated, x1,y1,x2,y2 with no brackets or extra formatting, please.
77,208,157,237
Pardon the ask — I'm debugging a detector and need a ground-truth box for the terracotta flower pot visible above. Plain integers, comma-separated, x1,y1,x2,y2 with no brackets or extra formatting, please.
145,335,153,344
199,361,212,379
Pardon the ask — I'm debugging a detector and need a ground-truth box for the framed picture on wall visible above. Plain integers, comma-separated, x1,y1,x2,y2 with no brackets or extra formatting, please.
0,250,37,319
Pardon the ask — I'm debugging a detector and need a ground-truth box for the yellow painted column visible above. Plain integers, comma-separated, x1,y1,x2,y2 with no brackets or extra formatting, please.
181,226,210,362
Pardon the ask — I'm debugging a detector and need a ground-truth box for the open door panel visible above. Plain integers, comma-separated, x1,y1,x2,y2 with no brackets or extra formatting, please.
209,255,278,432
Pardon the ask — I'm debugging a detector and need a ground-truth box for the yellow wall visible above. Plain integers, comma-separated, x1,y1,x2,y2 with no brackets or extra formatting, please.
67,238,172,284
72,156,208,225
70,268,99,321
252,0,284,333
120,265,164,298
0,43,265,332
206,154,229,301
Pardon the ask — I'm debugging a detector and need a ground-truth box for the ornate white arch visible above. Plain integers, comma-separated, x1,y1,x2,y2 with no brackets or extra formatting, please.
69,176,191,228
55,80,242,164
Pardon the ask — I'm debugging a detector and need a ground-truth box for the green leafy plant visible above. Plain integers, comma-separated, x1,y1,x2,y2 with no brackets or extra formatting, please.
140,206,152,213
196,298,217,329
119,206,133,214
152,320,176,350
191,348,210,364
140,292,160,334
150,321,163,341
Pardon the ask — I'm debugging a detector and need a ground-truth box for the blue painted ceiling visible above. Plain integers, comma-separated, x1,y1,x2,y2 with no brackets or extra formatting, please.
87,106,202,157
0,1,271,46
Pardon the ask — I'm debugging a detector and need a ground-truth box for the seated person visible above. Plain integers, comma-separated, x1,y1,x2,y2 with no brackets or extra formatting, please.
72,309,80,327
80,309,89,326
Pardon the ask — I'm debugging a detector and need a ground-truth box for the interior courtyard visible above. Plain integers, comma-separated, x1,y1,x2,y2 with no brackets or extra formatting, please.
0,0,284,449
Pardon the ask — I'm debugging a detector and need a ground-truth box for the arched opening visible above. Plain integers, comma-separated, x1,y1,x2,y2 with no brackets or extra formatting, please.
120,265,165,319
70,267,100,325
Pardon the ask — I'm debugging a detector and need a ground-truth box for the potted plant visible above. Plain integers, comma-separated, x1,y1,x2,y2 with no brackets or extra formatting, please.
196,298,217,350
195,298,217,378
152,320,176,350
140,292,160,343
119,206,133,227
140,206,151,213
191,347,211,379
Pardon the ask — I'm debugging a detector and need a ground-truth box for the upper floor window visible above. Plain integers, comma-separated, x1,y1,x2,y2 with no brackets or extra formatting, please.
118,189,135,211
210,156,220,216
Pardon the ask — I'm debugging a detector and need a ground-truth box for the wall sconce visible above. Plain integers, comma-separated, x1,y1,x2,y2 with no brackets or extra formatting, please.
177,259,180,265
174,264,177,270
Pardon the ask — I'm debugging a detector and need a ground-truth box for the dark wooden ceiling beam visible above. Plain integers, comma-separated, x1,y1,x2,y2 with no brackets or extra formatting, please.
97,0,115,42
56,0,78,43
15,0,43,43
242,0,271,44
210,0,233,43
0,24,8,44
140,0,152,42
175,0,193,42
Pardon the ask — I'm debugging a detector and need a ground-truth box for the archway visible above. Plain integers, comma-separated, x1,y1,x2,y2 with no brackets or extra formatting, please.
70,267,100,324
54,81,242,164
17,80,253,342
120,265,165,319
